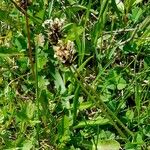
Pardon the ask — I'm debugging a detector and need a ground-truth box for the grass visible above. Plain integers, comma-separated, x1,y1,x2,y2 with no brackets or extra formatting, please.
0,0,150,149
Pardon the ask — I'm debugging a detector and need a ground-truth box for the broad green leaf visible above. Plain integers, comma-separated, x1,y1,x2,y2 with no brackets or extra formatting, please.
38,76,49,90
131,7,143,23
133,0,143,5
58,115,71,147
67,0,76,5
0,50,23,56
74,117,109,129
115,0,124,13
92,140,120,150
126,109,134,121
107,84,116,90
26,102,35,119
79,101,93,110
136,133,144,144
66,25,84,41
54,70,66,94
117,78,127,90
34,9,45,21
37,50,48,70
22,140,33,150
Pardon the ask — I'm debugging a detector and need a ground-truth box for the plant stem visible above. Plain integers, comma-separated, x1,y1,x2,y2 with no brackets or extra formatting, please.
10,0,37,78
25,11,35,78
70,65,134,137
35,47,40,147
69,66,128,140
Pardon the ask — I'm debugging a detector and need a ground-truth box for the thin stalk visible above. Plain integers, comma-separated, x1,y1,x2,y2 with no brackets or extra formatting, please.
25,2,40,146
35,47,40,147
10,0,26,14
25,11,35,78
119,25,139,46
10,0,40,145
10,0,35,78
10,0,40,24
73,85,80,125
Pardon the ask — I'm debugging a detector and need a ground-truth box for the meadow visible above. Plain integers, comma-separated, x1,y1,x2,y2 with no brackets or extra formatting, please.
0,0,150,149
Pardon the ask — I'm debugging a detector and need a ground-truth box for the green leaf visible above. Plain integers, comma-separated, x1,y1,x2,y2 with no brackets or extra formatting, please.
126,109,134,121
34,9,45,21
136,133,144,144
117,84,126,90
131,7,143,23
74,117,109,129
54,70,66,94
78,56,93,72
26,102,35,119
0,77,3,85
117,77,127,90
117,83,126,90
22,140,33,150
79,101,93,110
66,25,84,41
67,0,76,5
139,16,150,31
65,5,98,15
37,50,48,70
107,84,116,90
133,0,143,5
0,110,4,124
93,140,121,150
115,0,124,12
0,47,21,55
38,76,49,90
0,9,18,27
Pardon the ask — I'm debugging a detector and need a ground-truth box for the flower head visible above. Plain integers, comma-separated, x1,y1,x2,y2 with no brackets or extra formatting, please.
53,40,75,64
42,18,65,44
